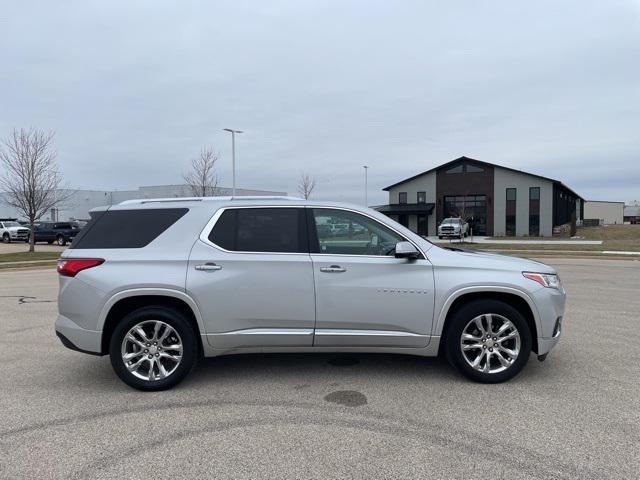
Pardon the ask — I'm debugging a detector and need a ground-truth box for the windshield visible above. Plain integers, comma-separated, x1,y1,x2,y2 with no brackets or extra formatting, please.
442,218,459,224
2,221,21,227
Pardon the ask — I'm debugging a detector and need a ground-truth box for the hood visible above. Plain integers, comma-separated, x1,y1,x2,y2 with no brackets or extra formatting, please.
4,225,29,232
432,245,556,274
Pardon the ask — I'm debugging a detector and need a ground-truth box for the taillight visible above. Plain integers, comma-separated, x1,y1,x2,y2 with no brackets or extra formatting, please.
57,258,104,277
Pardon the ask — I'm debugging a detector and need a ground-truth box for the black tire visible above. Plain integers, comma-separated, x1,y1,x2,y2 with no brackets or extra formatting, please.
56,235,66,246
444,299,532,383
438,236,443,240
2,233,10,243
109,306,198,391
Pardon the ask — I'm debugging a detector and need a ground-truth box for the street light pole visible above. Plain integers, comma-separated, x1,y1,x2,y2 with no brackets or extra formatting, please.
223,128,243,197
363,165,369,207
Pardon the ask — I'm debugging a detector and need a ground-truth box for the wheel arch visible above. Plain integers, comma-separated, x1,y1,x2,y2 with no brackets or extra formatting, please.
99,289,206,355
435,287,541,354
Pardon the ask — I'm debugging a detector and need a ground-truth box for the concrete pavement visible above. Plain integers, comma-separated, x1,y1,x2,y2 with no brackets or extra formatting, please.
0,259,638,479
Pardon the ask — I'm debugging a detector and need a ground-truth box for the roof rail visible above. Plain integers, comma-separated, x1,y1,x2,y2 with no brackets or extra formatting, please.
118,195,302,205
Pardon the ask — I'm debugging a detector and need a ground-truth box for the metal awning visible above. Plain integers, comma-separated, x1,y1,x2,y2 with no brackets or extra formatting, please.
374,203,435,215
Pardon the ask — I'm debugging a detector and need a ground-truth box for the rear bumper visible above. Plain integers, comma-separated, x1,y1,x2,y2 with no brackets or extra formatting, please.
55,314,103,355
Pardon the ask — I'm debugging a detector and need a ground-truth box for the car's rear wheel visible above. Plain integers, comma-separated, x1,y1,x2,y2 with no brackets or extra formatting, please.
56,235,66,246
445,300,532,383
109,306,198,391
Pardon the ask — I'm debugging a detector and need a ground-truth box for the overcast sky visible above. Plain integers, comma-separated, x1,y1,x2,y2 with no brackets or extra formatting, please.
2,0,639,205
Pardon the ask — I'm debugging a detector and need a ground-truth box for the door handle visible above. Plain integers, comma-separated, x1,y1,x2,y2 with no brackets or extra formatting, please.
320,265,347,273
195,263,222,272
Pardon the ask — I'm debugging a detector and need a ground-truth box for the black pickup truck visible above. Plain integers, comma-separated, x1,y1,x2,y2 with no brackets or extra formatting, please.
33,222,81,246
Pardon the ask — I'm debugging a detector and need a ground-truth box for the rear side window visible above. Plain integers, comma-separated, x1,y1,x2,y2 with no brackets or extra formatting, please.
72,208,188,249
208,208,307,253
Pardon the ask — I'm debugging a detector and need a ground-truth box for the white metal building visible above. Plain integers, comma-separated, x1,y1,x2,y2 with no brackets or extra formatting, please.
583,201,625,225
0,185,287,222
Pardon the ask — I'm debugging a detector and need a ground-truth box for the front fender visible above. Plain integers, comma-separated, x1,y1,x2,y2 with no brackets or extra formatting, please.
432,285,542,339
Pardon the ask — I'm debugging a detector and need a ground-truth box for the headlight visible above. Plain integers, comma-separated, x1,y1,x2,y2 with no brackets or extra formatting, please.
523,272,562,290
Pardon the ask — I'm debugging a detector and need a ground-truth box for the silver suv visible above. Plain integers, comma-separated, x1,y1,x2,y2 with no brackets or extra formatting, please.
55,197,564,390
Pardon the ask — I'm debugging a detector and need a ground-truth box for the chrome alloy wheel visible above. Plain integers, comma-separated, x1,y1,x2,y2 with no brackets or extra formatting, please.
121,320,183,381
460,313,521,374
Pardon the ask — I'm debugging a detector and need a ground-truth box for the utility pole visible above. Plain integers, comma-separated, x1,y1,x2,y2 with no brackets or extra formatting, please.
363,165,369,207
223,128,243,196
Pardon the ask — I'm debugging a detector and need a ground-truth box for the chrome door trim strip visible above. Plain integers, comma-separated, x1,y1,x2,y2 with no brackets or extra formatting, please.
214,328,314,336
314,329,425,337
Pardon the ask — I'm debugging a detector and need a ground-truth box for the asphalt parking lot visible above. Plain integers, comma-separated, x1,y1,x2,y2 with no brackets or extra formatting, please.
1,258,638,479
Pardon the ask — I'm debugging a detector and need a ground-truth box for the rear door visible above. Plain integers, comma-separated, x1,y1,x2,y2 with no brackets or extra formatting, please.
37,223,53,241
187,206,316,349
309,208,435,348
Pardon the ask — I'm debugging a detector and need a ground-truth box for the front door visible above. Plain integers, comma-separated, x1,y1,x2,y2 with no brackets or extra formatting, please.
308,208,435,348
187,207,315,349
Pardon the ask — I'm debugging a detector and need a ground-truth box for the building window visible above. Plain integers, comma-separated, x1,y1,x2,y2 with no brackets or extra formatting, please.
530,187,540,200
417,214,428,236
417,191,426,204
445,163,484,174
398,214,409,227
506,188,516,236
529,215,540,236
398,192,407,204
529,187,540,236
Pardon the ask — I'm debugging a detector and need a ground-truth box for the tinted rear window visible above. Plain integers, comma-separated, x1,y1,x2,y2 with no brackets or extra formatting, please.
208,208,307,253
72,208,188,249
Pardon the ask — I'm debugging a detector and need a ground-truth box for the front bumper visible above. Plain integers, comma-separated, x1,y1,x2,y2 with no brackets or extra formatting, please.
55,314,103,355
531,286,566,355
438,230,461,237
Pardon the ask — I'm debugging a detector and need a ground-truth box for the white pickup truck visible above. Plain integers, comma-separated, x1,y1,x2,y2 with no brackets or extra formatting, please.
438,217,469,239
0,219,30,243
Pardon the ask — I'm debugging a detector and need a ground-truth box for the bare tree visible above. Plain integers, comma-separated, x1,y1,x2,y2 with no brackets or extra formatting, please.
183,147,219,197
0,128,72,252
297,173,317,200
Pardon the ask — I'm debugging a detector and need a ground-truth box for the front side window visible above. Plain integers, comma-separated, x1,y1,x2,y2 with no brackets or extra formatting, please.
311,209,406,256
208,208,306,253
398,192,407,204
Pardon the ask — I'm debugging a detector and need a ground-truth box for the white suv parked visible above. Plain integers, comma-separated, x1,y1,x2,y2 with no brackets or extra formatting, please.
55,197,564,390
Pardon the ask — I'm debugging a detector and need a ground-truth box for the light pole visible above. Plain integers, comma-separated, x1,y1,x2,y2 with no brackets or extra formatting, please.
223,128,243,197
363,165,369,207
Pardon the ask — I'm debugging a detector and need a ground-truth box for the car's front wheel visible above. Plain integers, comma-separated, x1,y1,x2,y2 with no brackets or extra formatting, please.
445,300,532,383
109,306,198,391
2,233,10,243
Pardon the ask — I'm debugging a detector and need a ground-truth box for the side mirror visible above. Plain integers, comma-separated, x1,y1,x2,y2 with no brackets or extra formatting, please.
394,241,419,260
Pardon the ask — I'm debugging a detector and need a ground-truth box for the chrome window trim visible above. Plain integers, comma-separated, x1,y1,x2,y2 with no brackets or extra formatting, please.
310,206,427,259
199,205,309,256
199,204,426,259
